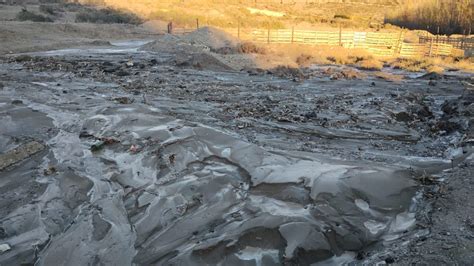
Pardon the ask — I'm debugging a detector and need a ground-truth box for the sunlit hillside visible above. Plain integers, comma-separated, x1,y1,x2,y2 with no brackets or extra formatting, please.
74,0,402,30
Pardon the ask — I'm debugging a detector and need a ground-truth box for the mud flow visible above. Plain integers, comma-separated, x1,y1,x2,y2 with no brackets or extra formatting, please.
0,40,472,265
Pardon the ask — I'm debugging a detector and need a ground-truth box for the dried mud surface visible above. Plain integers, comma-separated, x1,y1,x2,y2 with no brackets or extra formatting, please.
0,37,473,265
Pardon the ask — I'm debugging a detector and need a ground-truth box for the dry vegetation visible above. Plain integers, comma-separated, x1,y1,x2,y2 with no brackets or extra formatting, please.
73,0,398,30
75,7,142,24
16,8,54,22
386,0,473,35
255,43,473,73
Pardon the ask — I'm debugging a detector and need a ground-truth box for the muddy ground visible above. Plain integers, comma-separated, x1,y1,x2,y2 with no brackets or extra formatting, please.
0,20,473,266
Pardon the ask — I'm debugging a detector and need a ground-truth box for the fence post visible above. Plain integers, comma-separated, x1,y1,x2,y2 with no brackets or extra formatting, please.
291,26,294,44
339,25,342,46
396,30,403,55
237,20,241,40
267,28,270,44
196,18,199,30
436,26,439,44
429,37,433,57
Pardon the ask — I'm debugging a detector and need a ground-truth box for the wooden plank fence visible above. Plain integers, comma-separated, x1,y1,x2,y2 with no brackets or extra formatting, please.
419,36,474,50
171,25,468,58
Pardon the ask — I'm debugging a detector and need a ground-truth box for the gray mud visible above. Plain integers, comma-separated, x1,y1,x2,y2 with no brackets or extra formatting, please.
0,40,472,265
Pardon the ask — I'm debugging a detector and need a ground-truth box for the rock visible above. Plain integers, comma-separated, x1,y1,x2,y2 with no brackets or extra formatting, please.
0,243,11,253
11,99,23,105
115,70,130,77
395,111,412,122
0,227,6,239
103,66,119,73
113,97,133,104
434,120,461,134
0,141,45,171
43,165,57,176
385,256,395,264
14,55,32,62
418,72,444,80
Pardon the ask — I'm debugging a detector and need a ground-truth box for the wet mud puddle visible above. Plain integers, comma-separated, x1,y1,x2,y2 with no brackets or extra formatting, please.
0,43,472,265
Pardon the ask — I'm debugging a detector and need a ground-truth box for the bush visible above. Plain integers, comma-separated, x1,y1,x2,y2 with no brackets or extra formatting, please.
385,0,473,35
237,42,267,54
334,14,350,20
296,54,314,67
357,59,383,71
390,58,431,72
426,65,444,74
16,9,53,22
75,8,143,24
39,5,59,15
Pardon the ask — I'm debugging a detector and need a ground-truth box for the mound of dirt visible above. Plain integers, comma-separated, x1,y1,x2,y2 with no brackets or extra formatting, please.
182,26,239,50
140,34,194,53
175,52,235,72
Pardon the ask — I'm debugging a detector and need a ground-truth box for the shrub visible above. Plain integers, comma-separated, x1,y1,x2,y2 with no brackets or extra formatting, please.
357,59,383,71
385,0,473,35
296,54,314,67
390,58,431,72
39,5,59,15
16,9,53,22
237,42,267,54
427,65,444,74
334,14,350,20
75,8,143,24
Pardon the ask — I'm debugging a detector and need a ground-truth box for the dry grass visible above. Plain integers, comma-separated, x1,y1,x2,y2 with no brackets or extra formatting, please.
373,71,404,82
426,65,444,74
388,57,473,73
74,0,398,30
357,58,383,71
386,0,473,35
237,42,267,54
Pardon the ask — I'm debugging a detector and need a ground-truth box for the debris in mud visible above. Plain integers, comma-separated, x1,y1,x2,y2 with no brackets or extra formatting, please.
1,33,473,265
267,65,305,80
417,173,439,185
394,111,412,122
14,55,33,62
43,165,57,176
129,144,141,153
0,141,45,171
113,96,134,104
90,141,105,152
418,72,444,80
115,69,130,76
325,67,366,80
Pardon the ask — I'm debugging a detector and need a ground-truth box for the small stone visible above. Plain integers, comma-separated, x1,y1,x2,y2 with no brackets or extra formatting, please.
0,243,11,253
385,257,395,264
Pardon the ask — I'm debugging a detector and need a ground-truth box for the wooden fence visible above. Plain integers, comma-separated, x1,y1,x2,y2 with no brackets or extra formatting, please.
171,26,468,57
419,36,474,50
230,28,407,56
